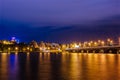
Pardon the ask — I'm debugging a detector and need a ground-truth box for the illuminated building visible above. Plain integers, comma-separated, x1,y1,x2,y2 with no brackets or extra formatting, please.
0,40,13,45
30,40,39,48
11,37,20,43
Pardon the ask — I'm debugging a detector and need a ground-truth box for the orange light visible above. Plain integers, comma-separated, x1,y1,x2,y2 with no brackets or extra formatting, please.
27,47,30,50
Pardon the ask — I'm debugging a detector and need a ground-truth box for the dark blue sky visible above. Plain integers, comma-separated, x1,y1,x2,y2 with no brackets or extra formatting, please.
0,0,120,43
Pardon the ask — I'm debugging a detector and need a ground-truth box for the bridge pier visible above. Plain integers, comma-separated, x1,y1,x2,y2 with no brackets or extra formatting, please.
81,50,84,53
109,50,112,53
93,50,95,53
87,50,89,53
99,50,104,53
117,50,120,54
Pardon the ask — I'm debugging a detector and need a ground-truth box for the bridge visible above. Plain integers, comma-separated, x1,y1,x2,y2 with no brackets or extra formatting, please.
66,46,120,54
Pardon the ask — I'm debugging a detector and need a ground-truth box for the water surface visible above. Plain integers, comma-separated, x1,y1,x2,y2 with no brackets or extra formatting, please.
0,52,120,80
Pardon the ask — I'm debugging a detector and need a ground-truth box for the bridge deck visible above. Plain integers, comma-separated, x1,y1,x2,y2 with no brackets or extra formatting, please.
66,46,120,54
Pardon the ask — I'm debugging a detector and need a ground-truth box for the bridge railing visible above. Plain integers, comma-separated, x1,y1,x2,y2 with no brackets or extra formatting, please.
66,45,120,50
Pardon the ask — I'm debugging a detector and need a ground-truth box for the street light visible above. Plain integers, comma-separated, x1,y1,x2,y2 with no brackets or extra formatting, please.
107,38,110,41
15,47,18,51
74,44,79,48
94,42,97,47
88,43,91,47
27,47,30,50
8,47,11,51
101,41,105,46
110,40,113,46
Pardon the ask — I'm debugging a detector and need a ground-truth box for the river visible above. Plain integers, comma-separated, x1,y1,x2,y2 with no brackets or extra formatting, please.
0,52,120,80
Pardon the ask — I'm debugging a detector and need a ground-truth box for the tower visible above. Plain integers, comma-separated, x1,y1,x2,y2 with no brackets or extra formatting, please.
11,37,20,43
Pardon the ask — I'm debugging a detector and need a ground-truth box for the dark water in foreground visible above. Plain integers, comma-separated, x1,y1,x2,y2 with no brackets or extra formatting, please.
0,52,120,80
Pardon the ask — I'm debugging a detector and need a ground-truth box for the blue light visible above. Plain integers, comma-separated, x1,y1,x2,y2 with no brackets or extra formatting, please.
11,37,20,43
12,37,16,40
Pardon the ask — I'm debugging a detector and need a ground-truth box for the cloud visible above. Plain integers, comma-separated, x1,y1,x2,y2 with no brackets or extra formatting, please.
1,0,119,26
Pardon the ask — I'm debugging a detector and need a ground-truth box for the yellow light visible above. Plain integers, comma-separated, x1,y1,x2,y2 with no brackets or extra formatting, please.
98,40,101,42
110,40,113,45
75,44,79,48
47,47,50,50
94,42,98,46
23,48,26,51
3,41,7,44
101,41,105,46
30,48,33,51
107,38,111,42
62,44,66,49
15,47,18,50
90,41,93,43
27,47,30,50
88,43,91,46
8,47,11,50
101,41,104,44
110,40,113,43
94,42,97,45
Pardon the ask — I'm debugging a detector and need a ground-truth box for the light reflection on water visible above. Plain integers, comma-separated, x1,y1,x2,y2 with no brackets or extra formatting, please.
0,53,120,80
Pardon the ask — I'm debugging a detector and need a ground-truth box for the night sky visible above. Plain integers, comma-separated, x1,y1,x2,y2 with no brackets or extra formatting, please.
0,0,120,43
